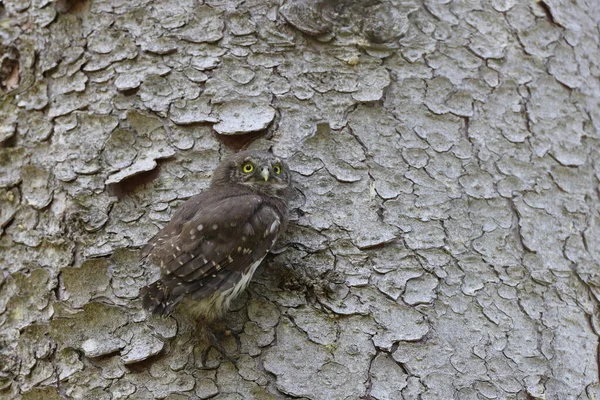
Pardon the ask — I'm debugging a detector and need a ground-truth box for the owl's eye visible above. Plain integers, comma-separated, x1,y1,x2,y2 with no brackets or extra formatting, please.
242,163,254,173
273,165,282,175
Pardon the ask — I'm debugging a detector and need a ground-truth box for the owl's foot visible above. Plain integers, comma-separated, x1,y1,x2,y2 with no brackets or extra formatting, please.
205,327,237,365
195,320,238,365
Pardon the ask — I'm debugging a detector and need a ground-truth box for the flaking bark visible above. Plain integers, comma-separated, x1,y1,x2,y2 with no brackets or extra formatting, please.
1,0,599,399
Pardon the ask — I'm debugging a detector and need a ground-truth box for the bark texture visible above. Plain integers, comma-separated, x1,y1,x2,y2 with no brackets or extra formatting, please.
1,0,600,399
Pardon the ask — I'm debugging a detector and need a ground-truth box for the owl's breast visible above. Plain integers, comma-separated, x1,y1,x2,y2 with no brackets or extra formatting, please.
180,257,266,322
220,257,265,309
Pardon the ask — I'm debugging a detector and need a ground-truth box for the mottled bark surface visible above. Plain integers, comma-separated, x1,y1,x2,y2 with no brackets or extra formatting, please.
1,0,600,399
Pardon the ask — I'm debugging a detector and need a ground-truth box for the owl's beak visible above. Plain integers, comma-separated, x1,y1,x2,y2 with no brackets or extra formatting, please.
260,167,269,182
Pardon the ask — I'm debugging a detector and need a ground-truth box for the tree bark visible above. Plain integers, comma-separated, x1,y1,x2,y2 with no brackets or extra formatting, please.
1,0,599,399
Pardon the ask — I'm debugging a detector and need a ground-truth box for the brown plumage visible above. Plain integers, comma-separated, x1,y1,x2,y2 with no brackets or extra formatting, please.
140,151,292,321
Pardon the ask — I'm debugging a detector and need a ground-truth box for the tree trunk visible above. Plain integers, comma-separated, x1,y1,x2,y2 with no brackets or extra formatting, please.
1,0,599,399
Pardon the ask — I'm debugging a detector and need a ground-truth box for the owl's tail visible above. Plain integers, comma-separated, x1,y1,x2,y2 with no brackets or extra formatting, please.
141,281,181,316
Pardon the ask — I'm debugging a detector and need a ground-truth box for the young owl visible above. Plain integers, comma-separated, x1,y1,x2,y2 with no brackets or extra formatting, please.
140,150,292,322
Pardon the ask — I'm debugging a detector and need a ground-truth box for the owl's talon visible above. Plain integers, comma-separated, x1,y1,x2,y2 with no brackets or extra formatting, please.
205,328,237,364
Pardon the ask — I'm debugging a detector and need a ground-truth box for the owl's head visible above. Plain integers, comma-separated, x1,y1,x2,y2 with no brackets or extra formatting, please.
211,151,292,199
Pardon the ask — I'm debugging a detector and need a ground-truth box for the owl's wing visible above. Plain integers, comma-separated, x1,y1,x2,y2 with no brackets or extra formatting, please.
141,192,283,315
141,192,211,260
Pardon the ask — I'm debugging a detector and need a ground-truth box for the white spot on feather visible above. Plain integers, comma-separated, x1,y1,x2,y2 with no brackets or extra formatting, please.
269,218,280,234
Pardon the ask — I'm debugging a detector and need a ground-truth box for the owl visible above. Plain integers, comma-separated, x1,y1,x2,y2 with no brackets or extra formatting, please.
140,151,292,322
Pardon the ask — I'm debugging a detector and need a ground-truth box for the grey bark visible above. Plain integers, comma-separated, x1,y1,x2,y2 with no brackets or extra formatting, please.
1,0,599,399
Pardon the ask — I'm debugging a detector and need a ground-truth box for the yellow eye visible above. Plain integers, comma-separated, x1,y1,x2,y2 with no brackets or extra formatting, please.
242,163,254,173
273,165,282,175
